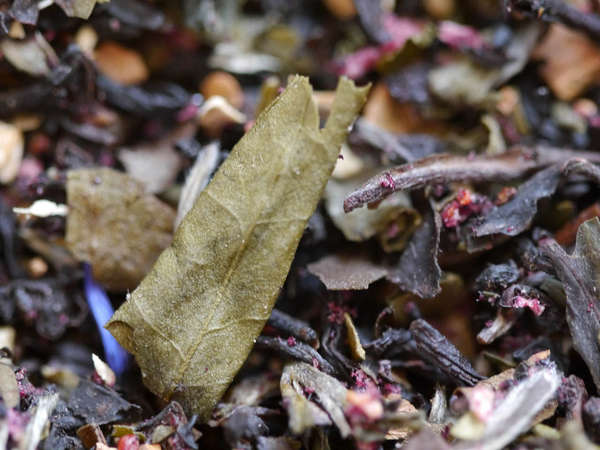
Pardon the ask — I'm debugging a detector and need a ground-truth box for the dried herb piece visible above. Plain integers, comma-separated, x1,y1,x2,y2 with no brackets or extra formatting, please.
541,218,600,391
267,309,318,347
507,0,600,41
325,171,420,252
68,379,140,425
307,253,387,291
387,202,442,298
106,76,369,419
473,164,562,237
352,118,445,163
563,157,600,184
0,198,25,278
0,361,19,408
280,362,351,437
353,0,390,44
175,142,220,229
104,0,166,31
344,313,365,361
453,368,561,450
118,125,191,194
255,336,335,375
96,75,191,119
410,319,484,386
21,394,59,450
66,168,175,291
54,0,107,19
429,25,540,107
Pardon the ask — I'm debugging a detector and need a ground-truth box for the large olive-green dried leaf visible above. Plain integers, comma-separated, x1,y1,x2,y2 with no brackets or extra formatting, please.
106,76,369,420
66,168,175,291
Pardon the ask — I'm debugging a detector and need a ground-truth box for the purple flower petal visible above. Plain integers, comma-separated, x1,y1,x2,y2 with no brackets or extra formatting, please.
83,264,129,375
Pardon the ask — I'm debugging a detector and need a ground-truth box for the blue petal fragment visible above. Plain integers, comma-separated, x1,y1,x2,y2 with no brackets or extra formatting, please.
83,264,129,375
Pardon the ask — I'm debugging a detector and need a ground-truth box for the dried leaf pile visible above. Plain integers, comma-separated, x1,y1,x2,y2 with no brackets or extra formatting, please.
2,1,600,449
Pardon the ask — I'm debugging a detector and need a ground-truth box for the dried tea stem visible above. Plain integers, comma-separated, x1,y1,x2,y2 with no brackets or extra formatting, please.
267,309,318,347
255,336,335,375
507,0,600,40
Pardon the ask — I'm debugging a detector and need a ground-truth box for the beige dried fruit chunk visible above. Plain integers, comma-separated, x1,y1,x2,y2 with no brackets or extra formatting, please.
200,71,245,109
0,121,24,184
533,24,600,101
94,41,149,85
66,168,175,291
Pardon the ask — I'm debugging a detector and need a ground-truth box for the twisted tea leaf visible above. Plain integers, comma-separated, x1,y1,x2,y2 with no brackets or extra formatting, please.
106,76,369,420
541,218,600,391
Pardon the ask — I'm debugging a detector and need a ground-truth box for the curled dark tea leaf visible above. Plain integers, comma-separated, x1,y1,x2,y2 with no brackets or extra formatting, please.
409,319,484,386
541,218,600,391
386,201,442,299
473,165,562,237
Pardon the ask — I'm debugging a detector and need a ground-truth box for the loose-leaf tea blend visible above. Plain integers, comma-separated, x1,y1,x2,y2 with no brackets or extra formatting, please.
4,1,600,449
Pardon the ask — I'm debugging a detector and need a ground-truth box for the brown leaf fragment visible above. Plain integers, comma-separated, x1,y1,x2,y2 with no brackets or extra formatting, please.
106,76,369,419
532,24,600,101
386,202,442,298
66,168,175,291
76,423,107,449
541,218,600,391
307,253,387,290
362,83,444,134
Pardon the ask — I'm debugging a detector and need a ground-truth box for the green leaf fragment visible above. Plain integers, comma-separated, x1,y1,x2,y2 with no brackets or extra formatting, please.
106,76,369,420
